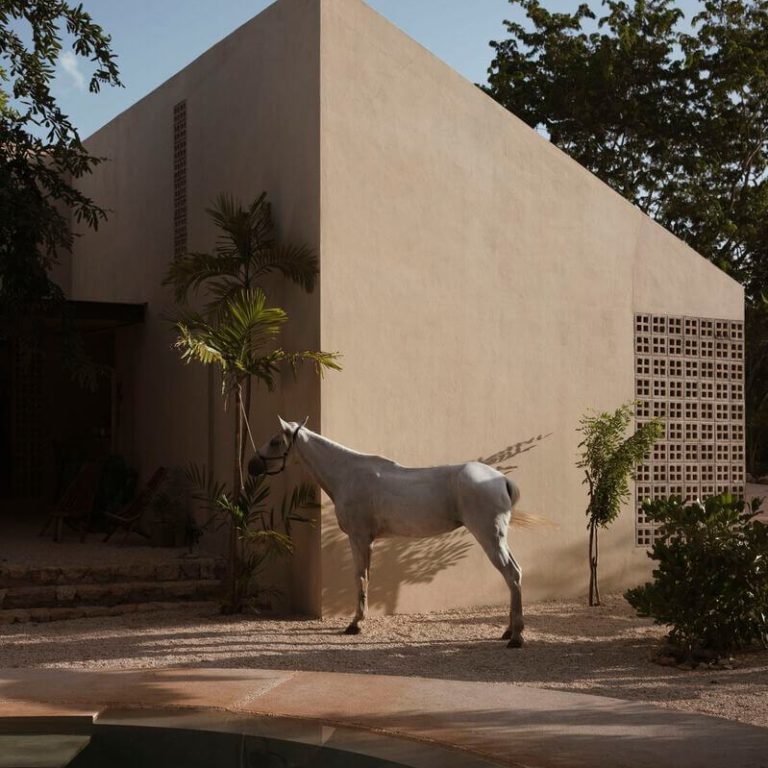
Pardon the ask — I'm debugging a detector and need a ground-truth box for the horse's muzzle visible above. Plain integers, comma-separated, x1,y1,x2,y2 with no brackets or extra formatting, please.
248,454,267,477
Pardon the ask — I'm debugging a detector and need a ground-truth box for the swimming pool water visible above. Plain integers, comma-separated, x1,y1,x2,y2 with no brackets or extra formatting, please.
70,724,413,767
1,711,500,768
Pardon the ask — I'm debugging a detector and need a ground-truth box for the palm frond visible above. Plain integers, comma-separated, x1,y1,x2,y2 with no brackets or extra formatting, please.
206,192,273,264
279,350,343,378
242,474,271,510
173,314,227,368
242,349,285,390
163,251,241,303
223,288,287,349
170,289,291,390
205,279,244,315
244,192,273,249
244,528,295,556
252,243,318,293
241,348,342,391
279,482,318,536
206,193,245,255
184,463,229,527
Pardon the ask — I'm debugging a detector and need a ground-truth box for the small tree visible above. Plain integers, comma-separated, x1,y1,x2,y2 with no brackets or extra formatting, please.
164,193,340,612
577,403,663,606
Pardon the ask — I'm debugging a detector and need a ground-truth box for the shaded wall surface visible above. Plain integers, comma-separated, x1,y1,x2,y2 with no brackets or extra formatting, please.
70,0,322,612
69,0,742,617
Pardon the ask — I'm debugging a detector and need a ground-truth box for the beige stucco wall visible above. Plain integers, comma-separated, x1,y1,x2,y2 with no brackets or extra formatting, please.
71,0,323,612
317,0,743,615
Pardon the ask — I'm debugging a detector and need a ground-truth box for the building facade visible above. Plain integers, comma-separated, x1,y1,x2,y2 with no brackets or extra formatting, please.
59,0,743,616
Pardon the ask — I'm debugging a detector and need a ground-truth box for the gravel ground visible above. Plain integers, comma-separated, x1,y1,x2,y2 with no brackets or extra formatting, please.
1,594,766,728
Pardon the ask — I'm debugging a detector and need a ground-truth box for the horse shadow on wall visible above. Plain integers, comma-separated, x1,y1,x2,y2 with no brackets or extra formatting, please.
320,432,552,616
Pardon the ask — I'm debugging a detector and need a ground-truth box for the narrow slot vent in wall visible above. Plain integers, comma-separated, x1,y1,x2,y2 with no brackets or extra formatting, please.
634,313,745,545
173,100,187,259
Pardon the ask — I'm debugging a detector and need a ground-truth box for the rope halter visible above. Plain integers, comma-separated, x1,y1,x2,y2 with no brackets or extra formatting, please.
248,424,302,477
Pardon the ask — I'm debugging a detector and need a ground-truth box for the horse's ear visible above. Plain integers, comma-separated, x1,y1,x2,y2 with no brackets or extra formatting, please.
301,416,309,428
277,415,291,433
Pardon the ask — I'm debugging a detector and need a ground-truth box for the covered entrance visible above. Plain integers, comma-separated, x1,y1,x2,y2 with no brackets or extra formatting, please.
0,300,145,517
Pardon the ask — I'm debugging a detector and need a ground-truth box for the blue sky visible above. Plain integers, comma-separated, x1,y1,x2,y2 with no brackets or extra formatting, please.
49,0,700,139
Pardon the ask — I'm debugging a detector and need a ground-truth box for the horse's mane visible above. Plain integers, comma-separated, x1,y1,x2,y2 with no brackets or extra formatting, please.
304,428,398,467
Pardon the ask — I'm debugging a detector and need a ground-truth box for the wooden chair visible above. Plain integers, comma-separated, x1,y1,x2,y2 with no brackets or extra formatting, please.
39,461,102,542
103,466,167,542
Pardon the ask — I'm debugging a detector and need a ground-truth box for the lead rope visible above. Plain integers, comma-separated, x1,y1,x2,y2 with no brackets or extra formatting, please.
238,388,258,453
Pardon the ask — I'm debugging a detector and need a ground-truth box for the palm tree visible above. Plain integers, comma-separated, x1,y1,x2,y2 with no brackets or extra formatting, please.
164,193,339,611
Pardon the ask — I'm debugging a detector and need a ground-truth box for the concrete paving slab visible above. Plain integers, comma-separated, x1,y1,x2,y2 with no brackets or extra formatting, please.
0,700,96,719
0,668,294,711
0,668,765,768
245,671,768,768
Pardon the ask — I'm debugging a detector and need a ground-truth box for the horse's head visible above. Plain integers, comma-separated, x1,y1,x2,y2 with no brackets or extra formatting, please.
248,415,308,477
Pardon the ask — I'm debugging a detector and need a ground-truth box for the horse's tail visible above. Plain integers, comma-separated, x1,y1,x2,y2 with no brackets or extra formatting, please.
512,510,556,529
506,478,557,529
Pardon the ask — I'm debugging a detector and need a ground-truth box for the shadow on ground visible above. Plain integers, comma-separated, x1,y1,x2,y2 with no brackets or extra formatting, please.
2,596,766,726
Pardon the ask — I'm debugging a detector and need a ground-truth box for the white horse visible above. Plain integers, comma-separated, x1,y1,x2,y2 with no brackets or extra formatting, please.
250,416,525,648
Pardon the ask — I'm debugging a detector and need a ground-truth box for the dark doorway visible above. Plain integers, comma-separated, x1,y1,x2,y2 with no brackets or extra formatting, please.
0,301,144,519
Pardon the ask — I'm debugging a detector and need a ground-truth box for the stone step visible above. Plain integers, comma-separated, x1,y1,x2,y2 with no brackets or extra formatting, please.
0,558,225,588
0,579,223,610
0,600,218,625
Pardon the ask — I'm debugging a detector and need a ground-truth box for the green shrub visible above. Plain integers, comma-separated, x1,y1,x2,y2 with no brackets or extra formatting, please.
625,494,768,656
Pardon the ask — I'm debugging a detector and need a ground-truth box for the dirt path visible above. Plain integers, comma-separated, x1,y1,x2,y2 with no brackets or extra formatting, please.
1,594,766,728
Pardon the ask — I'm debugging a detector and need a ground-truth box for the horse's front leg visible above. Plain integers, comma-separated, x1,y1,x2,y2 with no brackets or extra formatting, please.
344,536,372,635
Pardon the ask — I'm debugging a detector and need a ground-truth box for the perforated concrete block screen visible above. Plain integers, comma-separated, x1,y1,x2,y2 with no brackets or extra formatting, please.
173,100,187,260
634,314,745,545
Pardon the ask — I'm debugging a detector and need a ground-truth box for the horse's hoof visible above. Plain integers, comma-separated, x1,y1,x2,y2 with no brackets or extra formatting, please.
501,629,512,640
343,624,361,635
506,636,524,649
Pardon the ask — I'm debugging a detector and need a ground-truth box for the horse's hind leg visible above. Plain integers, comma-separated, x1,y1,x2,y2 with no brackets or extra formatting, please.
498,549,524,648
466,516,524,648
344,536,371,635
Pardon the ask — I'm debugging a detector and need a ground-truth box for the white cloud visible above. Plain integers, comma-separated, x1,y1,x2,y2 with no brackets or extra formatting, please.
60,50,86,92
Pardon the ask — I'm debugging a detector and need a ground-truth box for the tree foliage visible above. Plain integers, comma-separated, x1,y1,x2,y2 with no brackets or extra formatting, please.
0,1,121,314
746,299,768,473
578,403,663,605
485,0,767,293
485,0,768,471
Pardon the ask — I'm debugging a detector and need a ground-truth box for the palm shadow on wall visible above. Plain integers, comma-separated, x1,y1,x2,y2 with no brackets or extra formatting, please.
321,432,551,616
476,432,552,474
